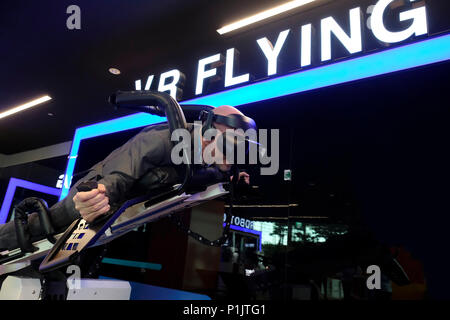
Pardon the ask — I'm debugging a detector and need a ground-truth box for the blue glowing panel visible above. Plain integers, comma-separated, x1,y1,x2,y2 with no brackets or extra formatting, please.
59,34,450,200
101,258,162,271
224,223,262,251
0,178,61,224
60,113,166,199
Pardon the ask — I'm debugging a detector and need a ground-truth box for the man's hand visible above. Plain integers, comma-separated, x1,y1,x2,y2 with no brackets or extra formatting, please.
239,171,250,185
73,184,110,223
231,171,250,184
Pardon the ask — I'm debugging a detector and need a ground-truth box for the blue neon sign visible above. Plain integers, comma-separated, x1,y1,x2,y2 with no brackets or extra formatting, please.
57,33,450,200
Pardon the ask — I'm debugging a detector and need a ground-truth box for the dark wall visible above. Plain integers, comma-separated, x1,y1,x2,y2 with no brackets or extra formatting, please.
235,58,450,298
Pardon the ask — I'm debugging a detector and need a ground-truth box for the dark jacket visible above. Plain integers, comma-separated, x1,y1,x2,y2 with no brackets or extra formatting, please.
0,122,222,250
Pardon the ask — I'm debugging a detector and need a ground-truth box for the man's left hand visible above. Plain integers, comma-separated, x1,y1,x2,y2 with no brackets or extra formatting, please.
231,171,250,184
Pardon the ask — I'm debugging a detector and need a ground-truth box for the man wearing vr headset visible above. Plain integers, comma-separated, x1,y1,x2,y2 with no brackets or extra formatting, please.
0,105,255,250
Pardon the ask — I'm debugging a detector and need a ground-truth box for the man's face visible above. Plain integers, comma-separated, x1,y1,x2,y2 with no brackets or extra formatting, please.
201,122,232,172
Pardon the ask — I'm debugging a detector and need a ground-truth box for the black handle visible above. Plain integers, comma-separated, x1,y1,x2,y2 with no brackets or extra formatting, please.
108,91,187,134
76,181,98,192
14,197,56,253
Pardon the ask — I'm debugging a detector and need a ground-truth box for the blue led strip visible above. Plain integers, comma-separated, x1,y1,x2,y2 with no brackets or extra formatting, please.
60,113,166,199
101,257,162,271
187,34,450,106
59,34,450,200
0,178,61,224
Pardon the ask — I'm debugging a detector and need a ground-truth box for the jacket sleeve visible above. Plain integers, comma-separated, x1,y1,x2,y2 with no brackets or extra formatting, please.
96,127,170,205
0,127,172,250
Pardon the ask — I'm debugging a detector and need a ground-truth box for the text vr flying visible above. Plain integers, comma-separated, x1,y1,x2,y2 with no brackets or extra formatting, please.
134,0,428,99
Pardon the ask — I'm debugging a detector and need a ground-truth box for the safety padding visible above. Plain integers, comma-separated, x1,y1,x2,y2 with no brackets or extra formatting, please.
66,279,131,300
0,276,41,300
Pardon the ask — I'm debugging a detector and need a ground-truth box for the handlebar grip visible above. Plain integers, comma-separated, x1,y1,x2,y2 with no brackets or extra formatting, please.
14,197,56,252
76,181,98,192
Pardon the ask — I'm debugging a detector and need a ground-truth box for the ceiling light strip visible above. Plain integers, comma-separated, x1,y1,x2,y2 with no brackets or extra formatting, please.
0,96,52,120
217,0,317,35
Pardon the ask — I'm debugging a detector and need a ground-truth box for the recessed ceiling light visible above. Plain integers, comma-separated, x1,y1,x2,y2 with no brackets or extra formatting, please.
109,67,121,75
0,95,52,120
217,0,321,35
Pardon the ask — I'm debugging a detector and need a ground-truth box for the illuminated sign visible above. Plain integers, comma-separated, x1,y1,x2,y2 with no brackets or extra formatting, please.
59,32,450,200
135,0,430,99
224,213,254,230
58,0,450,200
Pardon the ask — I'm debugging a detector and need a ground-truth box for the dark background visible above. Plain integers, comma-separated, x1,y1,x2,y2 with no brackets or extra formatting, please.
0,0,449,299
0,0,448,153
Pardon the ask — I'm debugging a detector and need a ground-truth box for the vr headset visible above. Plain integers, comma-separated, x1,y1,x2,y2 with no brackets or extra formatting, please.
199,110,257,135
198,109,260,165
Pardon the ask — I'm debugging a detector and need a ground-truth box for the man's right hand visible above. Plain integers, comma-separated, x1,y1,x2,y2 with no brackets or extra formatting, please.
72,184,110,223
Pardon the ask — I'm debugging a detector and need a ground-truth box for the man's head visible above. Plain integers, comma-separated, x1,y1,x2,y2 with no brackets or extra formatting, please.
201,105,247,172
